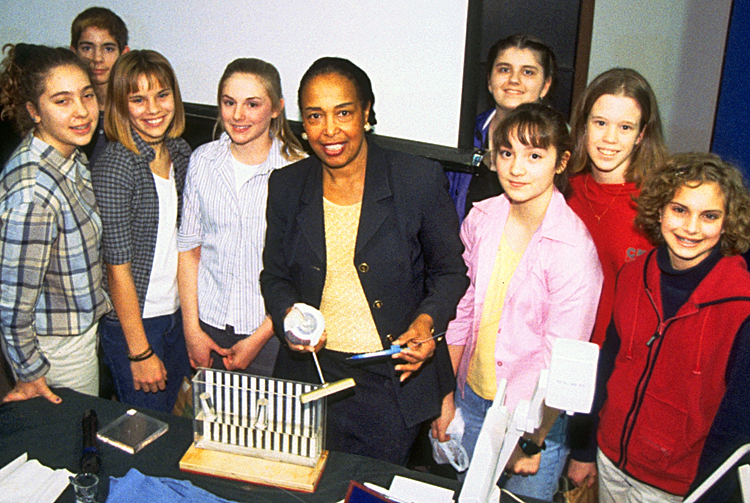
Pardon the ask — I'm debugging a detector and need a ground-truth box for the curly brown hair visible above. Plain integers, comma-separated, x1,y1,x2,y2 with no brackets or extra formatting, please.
0,44,90,135
635,152,750,256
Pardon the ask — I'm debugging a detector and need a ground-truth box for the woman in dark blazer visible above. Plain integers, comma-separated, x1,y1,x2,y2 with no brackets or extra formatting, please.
260,57,469,465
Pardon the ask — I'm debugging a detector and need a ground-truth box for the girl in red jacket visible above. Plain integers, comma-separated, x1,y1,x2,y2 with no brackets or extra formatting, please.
566,69,668,348
569,153,750,502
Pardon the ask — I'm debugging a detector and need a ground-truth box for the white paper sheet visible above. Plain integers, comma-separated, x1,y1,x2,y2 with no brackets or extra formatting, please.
0,453,73,503
389,475,455,503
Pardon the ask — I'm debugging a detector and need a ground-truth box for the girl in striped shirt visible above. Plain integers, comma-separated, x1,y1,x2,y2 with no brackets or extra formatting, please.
177,58,305,375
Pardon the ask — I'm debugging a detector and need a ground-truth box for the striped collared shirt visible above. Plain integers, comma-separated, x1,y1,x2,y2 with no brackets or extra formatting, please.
0,134,111,381
178,134,302,334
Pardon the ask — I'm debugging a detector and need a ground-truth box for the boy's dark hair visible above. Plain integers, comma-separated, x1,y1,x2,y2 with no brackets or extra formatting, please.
71,7,128,52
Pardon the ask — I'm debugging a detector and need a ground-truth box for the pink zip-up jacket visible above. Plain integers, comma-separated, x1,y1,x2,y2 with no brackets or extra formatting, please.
447,190,603,412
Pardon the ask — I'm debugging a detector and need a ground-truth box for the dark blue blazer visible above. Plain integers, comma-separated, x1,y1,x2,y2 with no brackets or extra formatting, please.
261,140,469,426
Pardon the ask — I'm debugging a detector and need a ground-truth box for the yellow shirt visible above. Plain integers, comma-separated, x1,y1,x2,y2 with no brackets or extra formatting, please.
467,234,523,400
319,198,383,353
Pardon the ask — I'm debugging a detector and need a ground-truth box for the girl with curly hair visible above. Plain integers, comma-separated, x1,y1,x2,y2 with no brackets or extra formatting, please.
568,153,750,503
0,44,110,403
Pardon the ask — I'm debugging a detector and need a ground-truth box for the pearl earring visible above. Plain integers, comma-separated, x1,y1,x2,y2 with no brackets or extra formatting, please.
364,123,371,132
301,132,308,140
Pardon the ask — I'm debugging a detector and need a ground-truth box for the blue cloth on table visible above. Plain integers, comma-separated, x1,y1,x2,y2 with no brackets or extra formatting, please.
108,468,239,503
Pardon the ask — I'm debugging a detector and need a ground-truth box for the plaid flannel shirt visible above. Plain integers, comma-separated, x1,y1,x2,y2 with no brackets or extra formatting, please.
0,134,111,381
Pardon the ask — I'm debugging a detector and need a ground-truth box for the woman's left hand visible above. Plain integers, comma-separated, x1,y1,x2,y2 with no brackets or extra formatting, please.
392,314,435,382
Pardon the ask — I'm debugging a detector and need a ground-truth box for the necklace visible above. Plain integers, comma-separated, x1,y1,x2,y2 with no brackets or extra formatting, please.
584,175,626,224
145,138,165,146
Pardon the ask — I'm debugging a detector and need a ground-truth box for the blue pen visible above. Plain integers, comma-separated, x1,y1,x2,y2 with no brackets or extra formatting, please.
346,331,446,361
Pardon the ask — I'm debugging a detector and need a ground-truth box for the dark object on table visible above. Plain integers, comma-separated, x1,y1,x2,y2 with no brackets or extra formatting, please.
80,409,101,474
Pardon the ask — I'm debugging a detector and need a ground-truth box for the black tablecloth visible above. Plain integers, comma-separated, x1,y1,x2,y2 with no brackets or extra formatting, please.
0,388,552,502
0,388,463,502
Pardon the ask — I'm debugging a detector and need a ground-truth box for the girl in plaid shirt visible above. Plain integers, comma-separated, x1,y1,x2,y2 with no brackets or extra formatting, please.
0,44,110,403
92,50,191,413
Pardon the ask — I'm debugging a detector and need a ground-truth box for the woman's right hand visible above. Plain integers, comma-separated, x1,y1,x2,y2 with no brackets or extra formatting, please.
184,325,229,368
285,332,327,353
430,391,456,443
130,355,168,393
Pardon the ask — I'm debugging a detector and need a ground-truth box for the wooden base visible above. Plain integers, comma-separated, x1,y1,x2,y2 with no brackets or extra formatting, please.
179,444,328,493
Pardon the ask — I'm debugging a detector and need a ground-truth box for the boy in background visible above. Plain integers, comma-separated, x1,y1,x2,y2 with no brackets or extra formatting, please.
71,7,130,166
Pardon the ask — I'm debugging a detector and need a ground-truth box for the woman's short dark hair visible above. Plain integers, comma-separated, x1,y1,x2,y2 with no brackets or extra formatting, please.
636,152,750,256
0,43,90,135
486,34,557,91
298,57,377,127
493,102,573,193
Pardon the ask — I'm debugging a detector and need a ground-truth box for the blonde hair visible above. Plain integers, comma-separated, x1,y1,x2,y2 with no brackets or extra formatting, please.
216,58,305,162
105,50,185,154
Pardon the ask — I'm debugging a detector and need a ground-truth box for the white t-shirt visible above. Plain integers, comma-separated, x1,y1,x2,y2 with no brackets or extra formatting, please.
142,165,180,318
231,154,263,194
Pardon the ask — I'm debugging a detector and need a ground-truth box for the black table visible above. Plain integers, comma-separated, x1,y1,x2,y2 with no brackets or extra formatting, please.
0,388,551,502
0,388,463,502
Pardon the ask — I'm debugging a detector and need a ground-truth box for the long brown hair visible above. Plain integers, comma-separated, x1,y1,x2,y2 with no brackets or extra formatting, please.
569,68,667,185
0,43,90,135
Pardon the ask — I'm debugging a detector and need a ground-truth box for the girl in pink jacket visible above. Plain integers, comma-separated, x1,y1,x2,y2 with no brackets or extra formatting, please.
432,103,603,500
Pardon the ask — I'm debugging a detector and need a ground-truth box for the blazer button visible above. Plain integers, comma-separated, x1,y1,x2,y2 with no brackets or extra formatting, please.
372,300,383,309
358,263,369,273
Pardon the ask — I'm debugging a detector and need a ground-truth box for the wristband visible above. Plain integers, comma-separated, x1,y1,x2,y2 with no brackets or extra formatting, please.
128,345,154,362
518,437,546,456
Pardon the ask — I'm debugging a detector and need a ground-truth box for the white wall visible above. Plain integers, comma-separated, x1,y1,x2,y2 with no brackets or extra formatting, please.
3,0,731,152
0,0,469,147
588,0,732,153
